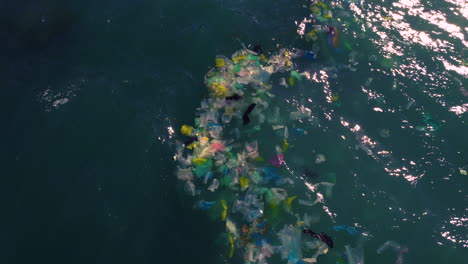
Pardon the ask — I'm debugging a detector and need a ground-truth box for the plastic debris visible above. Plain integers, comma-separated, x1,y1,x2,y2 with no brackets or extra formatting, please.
208,178,219,192
228,232,235,258
379,129,391,138
291,128,307,136
277,225,302,261
183,136,198,146
304,50,317,59
422,113,440,131
270,154,285,168
281,139,289,152
290,107,312,120
174,45,342,263
460,169,467,175
226,218,239,238
193,158,212,178
243,103,257,125
239,176,249,190
345,245,364,264
284,196,297,212
176,167,193,181
315,154,326,164
197,200,216,210
279,77,288,87
333,225,359,236
184,181,197,196
377,241,408,264
226,94,243,101
245,141,259,159
181,125,194,136
220,200,228,221
303,228,334,248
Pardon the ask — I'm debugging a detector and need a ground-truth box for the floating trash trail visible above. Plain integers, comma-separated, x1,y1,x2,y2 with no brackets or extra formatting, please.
174,47,344,263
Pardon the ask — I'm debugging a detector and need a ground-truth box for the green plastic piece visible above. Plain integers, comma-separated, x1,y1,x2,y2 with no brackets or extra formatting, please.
290,71,302,80
194,159,212,178
233,65,242,73
221,175,232,187
206,76,225,86
247,54,259,62
234,83,245,90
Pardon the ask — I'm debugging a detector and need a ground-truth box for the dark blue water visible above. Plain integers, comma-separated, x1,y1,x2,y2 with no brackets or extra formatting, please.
1,0,467,263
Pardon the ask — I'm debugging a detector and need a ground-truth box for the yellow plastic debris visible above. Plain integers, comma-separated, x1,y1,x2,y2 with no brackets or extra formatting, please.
215,58,225,68
260,54,268,62
269,202,279,209
181,125,193,136
239,177,249,190
192,158,207,166
331,94,339,102
221,200,228,221
288,76,295,86
232,56,246,63
306,29,319,42
285,196,297,208
187,143,195,149
254,156,264,162
211,83,228,97
317,2,328,9
281,139,289,152
228,232,235,258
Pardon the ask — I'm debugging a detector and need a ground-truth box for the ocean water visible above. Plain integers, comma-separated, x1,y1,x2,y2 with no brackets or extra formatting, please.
1,0,466,264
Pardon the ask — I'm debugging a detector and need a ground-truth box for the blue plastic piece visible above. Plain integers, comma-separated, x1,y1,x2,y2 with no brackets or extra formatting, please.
288,251,299,263
291,128,305,136
207,123,222,128
261,167,285,186
256,220,267,229
304,51,317,59
198,200,216,210
333,225,359,236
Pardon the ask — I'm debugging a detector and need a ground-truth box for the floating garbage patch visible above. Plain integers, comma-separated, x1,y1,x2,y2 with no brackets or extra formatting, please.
172,2,409,263
174,47,337,263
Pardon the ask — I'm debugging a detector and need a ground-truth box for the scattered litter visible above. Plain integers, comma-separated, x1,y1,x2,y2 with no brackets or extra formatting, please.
333,225,359,236
379,129,391,138
174,40,344,262
207,178,219,192
377,241,408,264
315,154,326,164
345,245,364,264
303,228,334,248
270,154,285,168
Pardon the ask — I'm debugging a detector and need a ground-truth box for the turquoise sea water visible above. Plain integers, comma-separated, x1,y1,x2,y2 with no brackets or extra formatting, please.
1,0,467,263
